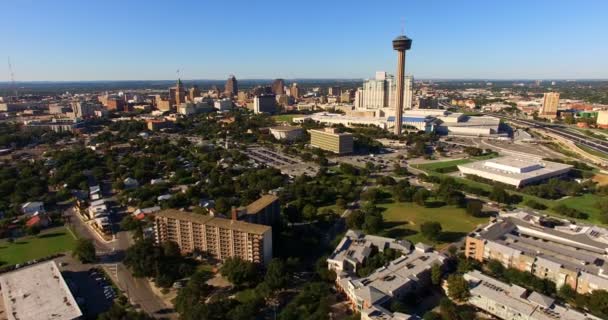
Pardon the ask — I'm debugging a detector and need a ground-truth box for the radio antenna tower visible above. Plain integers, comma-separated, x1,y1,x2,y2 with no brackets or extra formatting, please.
8,57,17,100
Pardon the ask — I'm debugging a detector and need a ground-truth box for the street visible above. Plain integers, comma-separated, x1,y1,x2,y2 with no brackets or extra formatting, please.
66,207,177,319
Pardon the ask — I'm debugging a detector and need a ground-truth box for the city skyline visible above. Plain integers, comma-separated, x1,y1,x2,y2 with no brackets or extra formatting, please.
2,0,608,81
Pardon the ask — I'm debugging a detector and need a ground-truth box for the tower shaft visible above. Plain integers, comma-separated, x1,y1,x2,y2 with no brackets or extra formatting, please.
394,50,406,135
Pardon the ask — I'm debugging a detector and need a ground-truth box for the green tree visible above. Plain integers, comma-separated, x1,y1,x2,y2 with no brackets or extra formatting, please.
363,213,383,234
120,215,140,231
72,238,96,263
264,258,288,290
420,221,442,241
466,200,483,217
447,274,470,302
413,188,430,206
220,257,259,287
431,263,442,286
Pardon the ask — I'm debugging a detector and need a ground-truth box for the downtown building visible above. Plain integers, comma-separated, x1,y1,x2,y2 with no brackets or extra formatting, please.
154,209,272,265
309,127,354,154
465,210,608,294
354,71,413,117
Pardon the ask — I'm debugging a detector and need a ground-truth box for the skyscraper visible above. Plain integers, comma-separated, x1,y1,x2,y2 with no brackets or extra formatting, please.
404,76,413,110
272,79,285,95
393,34,412,135
540,92,559,119
188,85,201,102
289,83,300,99
170,79,186,107
225,75,238,97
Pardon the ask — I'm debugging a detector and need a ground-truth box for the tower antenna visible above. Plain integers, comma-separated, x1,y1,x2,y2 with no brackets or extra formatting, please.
8,57,17,100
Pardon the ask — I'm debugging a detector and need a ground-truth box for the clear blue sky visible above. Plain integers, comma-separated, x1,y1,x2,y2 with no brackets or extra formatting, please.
2,0,607,81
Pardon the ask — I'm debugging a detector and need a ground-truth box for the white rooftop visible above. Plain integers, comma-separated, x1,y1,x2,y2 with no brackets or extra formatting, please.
0,261,82,320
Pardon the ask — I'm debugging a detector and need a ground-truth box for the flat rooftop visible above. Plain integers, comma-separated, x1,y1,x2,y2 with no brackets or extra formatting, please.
156,209,271,235
0,261,82,320
245,194,278,215
458,156,572,180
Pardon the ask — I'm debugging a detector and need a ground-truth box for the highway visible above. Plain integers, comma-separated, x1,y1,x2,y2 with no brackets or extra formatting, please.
494,115,608,156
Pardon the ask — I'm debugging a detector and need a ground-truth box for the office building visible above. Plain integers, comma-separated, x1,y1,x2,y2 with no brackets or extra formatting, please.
457,156,572,188
356,72,413,113
329,230,444,320
465,210,608,294
289,83,300,99
540,92,559,119
0,261,83,320
272,79,285,95
188,85,201,101
170,79,186,107
232,194,280,226
596,110,608,128
214,99,233,112
72,101,98,119
225,75,238,97
309,127,354,154
328,86,341,96
392,34,412,135
253,94,277,114
154,209,272,265
458,270,601,320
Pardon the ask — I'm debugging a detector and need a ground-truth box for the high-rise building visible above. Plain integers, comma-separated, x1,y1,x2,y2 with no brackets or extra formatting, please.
72,101,98,119
289,83,300,99
272,79,285,95
393,34,413,135
225,75,238,97
170,79,186,107
154,209,272,265
253,94,277,114
309,128,354,154
231,194,280,226
356,72,413,112
540,92,559,119
328,86,341,96
188,86,201,102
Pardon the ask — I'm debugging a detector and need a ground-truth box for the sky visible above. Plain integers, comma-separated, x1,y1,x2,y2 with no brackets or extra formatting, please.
2,0,608,81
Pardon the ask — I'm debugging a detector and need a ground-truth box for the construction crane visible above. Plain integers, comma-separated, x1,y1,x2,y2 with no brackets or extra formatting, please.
7,57,17,100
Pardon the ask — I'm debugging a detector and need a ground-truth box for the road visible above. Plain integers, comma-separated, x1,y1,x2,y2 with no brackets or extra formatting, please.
495,114,608,155
67,207,176,319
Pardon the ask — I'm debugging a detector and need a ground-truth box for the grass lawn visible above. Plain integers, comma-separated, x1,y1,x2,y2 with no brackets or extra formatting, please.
557,194,604,224
0,226,77,266
379,202,488,248
415,158,472,171
271,114,300,123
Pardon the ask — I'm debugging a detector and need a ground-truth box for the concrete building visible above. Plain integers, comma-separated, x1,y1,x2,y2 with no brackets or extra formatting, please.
0,261,83,320
72,101,98,119
328,86,341,96
188,86,201,102
435,114,501,136
253,94,277,114
328,230,445,320
457,156,572,188
214,99,233,112
272,79,285,95
458,270,601,320
465,210,608,294
154,209,272,265
232,194,280,226
269,126,303,141
309,127,354,154
540,92,559,119
289,83,300,99
178,102,197,116
225,75,238,97
596,110,608,128
170,79,186,107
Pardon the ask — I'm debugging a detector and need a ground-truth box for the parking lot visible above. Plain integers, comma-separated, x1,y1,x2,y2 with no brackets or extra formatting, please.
56,255,115,318
243,147,319,177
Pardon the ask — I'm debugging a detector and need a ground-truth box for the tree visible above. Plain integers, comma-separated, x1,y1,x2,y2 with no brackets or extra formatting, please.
264,258,288,290
431,263,442,285
420,222,442,241
466,200,483,217
422,312,442,320
120,215,140,231
346,210,365,230
336,198,347,210
558,284,576,302
447,274,470,302
489,186,510,204
363,213,383,234
302,204,318,221
26,225,41,235
72,238,96,263
413,188,430,206
220,257,258,287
